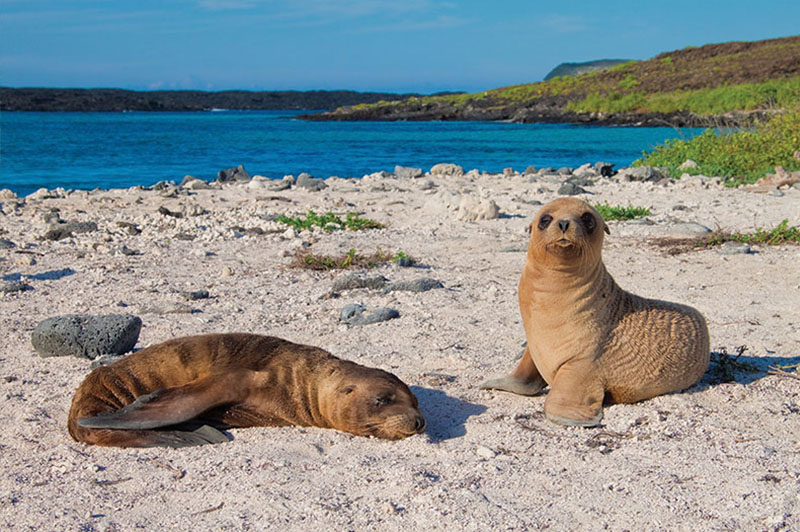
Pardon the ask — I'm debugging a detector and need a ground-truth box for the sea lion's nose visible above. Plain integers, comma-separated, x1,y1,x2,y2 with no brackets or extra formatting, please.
414,415,426,433
558,220,570,232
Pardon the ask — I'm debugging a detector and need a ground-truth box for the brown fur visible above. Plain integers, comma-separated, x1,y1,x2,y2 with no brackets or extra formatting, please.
68,333,425,447
481,198,710,426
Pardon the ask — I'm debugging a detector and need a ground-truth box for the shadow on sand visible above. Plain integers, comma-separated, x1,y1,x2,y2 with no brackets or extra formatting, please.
693,348,800,391
3,268,77,282
411,385,487,441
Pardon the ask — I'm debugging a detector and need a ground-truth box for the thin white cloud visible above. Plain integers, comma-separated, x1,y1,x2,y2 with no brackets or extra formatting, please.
540,14,587,34
192,0,450,21
350,14,470,34
197,0,259,11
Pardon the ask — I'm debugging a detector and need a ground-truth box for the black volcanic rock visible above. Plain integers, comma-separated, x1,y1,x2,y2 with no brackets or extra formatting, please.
31,314,142,359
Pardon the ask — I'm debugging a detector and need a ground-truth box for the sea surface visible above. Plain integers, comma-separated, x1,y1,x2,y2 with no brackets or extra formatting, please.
0,110,702,196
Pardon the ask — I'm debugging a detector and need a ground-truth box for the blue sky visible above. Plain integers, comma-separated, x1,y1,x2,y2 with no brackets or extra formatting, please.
1,0,799,93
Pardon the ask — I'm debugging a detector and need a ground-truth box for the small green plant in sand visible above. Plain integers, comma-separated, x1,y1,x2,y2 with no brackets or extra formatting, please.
708,346,758,384
593,202,651,221
290,248,410,270
702,219,800,247
277,210,384,232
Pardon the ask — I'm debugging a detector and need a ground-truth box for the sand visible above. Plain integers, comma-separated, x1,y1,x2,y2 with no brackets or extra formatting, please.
1,168,799,531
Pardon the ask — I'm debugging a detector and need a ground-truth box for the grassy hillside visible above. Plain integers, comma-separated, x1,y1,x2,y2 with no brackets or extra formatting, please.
310,35,800,125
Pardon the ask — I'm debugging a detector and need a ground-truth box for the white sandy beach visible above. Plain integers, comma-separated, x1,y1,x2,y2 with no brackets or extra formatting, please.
1,167,799,531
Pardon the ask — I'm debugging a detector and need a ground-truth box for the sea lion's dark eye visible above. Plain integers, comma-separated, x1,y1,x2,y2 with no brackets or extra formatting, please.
375,395,394,407
339,386,355,395
581,213,596,234
538,214,553,230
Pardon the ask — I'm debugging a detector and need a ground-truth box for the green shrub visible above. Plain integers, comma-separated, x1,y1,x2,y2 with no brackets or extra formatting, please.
634,111,800,185
277,210,384,231
594,202,651,221
618,74,641,90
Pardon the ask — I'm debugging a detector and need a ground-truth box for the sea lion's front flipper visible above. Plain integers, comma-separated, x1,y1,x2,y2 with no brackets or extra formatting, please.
544,360,604,427
78,371,253,430
479,346,548,396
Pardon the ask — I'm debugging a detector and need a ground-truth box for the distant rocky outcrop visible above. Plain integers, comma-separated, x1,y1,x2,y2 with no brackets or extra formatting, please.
543,59,631,80
0,88,437,112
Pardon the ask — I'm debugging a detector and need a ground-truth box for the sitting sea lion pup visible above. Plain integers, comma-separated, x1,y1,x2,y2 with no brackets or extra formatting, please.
68,333,426,447
481,197,710,426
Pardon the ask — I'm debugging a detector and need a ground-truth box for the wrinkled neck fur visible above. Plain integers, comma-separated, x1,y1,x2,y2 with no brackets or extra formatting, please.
527,248,605,292
312,356,350,428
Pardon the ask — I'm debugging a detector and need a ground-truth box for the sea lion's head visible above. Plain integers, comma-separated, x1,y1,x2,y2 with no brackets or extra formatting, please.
528,198,609,270
323,363,425,440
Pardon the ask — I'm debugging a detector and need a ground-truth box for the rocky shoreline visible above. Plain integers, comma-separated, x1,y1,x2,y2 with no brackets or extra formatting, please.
1,164,799,530
300,101,775,128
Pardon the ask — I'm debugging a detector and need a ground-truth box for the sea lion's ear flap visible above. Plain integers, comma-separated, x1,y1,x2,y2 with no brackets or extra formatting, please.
604,223,611,235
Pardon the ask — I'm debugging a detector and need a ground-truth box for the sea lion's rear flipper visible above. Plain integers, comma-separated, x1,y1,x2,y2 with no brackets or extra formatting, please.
78,371,253,430
78,424,231,448
145,425,231,447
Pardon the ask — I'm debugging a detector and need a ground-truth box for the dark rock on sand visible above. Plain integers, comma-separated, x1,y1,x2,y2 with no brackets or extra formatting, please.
217,165,251,183
116,221,142,235
184,289,210,300
119,245,139,256
43,221,98,241
339,303,400,326
269,179,293,191
43,210,63,224
296,173,328,191
1,280,32,294
157,206,183,218
558,182,588,196
381,278,443,294
332,273,389,292
395,166,424,179
619,166,667,182
0,238,16,249
595,162,616,177
31,314,142,359
566,175,595,187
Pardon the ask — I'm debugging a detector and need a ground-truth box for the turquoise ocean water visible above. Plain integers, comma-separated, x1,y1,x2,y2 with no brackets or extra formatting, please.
0,110,701,196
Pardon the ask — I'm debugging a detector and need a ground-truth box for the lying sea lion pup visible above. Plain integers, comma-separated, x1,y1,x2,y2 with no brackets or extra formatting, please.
481,197,710,426
68,333,426,447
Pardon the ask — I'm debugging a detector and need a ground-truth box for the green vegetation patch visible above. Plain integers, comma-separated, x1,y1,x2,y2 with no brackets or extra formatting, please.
289,248,409,270
635,112,800,185
277,210,385,232
703,219,800,246
593,202,651,221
